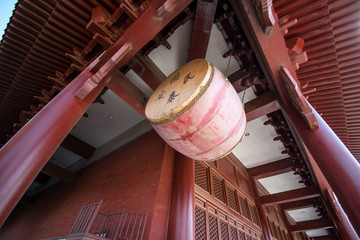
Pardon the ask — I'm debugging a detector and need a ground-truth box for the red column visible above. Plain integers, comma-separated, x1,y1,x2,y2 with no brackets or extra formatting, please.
0,68,106,227
250,177,273,240
167,152,194,240
306,149,359,239
282,103,360,236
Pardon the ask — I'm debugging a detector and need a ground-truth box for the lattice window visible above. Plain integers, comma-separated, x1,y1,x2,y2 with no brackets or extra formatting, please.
209,214,219,240
249,204,260,226
220,220,229,239
213,174,225,203
230,225,238,240
239,230,246,240
239,195,251,220
276,225,282,240
195,161,210,193
245,234,252,240
195,206,207,240
268,218,276,238
227,186,239,212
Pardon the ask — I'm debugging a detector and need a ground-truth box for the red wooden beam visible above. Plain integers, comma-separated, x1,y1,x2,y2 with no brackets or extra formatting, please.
289,219,333,232
42,162,80,184
129,54,166,90
280,198,319,211
188,0,218,61
260,186,320,206
247,157,299,178
0,0,192,227
107,71,148,118
61,134,96,159
250,177,272,240
244,91,281,122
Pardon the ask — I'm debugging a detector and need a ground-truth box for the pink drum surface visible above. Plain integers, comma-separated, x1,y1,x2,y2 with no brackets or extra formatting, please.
146,59,246,161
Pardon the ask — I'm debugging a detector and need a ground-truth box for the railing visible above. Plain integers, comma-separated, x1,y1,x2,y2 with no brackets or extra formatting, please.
90,210,148,240
69,201,103,235
68,201,147,240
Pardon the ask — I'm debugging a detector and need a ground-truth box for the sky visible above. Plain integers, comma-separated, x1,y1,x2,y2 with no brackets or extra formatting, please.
0,0,18,41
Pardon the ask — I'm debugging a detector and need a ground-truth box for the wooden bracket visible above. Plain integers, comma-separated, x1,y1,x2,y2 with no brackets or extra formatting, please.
280,66,318,130
250,0,275,34
75,43,132,100
157,0,177,18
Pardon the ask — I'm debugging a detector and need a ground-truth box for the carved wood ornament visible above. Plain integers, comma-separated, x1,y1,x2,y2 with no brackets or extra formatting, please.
280,66,319,130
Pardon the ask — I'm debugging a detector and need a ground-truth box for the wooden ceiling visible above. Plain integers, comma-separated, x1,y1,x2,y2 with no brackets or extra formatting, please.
274,0,360,160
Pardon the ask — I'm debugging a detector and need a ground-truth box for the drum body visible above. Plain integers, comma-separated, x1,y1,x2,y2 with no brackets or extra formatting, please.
145,59,246,161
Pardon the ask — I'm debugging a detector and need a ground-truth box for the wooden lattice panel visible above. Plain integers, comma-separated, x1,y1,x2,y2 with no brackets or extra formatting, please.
195,161,210,192
195,206,207,240
239,195,251,221
249,204,260,227
213,174,225,203
227,186,239,212
209,214,219,239
230,225,238,240
239,230,246,240
220,220,229,239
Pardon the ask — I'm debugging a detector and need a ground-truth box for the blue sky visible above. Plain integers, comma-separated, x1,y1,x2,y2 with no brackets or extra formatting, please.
0,0,18,41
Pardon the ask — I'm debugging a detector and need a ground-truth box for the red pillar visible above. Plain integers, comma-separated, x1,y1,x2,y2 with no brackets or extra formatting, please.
0,68,106,227
306,149,359,239
167,152,194,240
282,103,360,236
250,177,273,240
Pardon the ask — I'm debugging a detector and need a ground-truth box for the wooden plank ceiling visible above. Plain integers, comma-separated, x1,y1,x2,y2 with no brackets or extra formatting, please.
273,0,360,161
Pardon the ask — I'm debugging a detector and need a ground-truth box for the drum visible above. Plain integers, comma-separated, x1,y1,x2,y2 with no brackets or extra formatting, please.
145,59,246,161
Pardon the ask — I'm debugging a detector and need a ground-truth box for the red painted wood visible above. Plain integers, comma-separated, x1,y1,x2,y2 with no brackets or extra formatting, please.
149,144,175,239
188,0,218,61
0,66,106,227
306,149,359,239
107,71,147,118
167,152,194,240
247,157,299,178
230,0,360,235
260,186,320,206
289,219,333,232
250,177,272,240
282,103,360,236
244,92,281,122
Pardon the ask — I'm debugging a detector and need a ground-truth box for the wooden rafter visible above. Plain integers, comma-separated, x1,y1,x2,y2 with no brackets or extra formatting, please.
42,162,80,184
244,91,281,122
260,186,320,206
247,157,300,179
188,0,218,61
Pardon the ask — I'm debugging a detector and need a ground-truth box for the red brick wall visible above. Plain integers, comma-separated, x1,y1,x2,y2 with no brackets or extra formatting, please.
0,131,168,240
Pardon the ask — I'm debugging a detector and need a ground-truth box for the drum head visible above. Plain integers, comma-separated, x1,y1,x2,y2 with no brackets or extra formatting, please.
145,59,214,125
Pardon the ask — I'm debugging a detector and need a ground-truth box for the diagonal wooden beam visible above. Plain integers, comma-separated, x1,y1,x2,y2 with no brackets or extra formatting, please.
289,219,333,232
61,134,96,159
42,162,80,184
260,186,321,206
130,54,166,90
280,198,320,211
188,0,218,61
247,157,299,178
107,71,148,118
244,91,281,122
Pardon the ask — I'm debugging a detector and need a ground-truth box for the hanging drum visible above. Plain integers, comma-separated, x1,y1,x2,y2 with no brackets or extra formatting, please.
145,59,246,161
